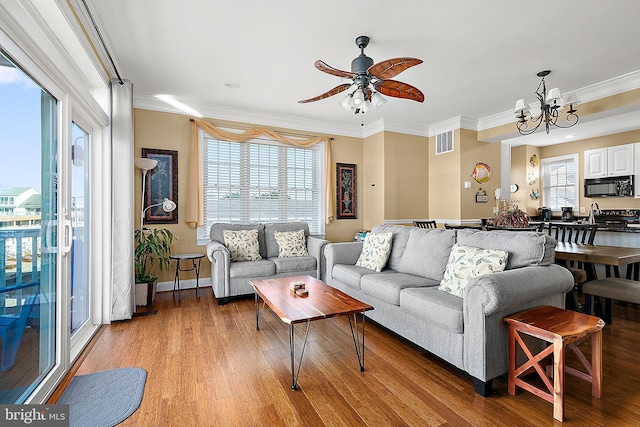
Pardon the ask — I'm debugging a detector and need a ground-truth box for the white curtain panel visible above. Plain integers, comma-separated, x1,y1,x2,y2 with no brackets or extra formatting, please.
110,79,134,320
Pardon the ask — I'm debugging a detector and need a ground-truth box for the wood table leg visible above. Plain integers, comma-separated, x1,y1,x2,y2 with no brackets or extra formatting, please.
592,330,602,398
508,326,516,395
553,338,565,422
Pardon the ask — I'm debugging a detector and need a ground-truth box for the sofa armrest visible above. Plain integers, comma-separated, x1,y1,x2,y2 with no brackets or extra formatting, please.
462,264,574,382
206,240,230,298
306,236,329,278
323,241,363,281
464,264,574,316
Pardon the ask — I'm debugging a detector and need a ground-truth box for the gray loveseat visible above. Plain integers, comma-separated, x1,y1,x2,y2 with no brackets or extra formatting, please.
206,222,328,304
323,224,573,395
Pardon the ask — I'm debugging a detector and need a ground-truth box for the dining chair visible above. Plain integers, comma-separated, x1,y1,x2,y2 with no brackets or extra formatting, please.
413,220,437,229
547,223,598,311
0,292,39,371
547,223,598,244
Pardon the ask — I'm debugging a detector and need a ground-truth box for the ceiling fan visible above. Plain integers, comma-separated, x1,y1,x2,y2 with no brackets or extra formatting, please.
298,36,424,114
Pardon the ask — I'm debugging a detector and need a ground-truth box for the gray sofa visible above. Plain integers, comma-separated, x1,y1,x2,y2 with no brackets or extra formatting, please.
323,224,573,395
206,222,328,304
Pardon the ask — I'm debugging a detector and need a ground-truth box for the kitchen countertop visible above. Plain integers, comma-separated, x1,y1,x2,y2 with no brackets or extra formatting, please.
530,220,640,233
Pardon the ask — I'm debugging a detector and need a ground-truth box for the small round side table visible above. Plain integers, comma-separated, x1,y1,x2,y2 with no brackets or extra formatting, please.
169,253,205,300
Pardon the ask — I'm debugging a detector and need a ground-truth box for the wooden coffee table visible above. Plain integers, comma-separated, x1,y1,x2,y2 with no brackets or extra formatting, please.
251,275,374,390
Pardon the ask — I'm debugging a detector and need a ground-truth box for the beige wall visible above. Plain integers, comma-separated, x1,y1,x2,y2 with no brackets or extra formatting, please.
383,131,430,220
362,132,385,230
326,134,365,242
459,129,501,219
428,131,461,220
510,145,540,216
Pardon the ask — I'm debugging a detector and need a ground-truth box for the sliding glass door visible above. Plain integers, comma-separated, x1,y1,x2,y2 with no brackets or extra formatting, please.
70,122,90,336
0,51,57,403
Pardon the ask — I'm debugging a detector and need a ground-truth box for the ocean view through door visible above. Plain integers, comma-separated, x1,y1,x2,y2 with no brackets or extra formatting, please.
0,51,57,403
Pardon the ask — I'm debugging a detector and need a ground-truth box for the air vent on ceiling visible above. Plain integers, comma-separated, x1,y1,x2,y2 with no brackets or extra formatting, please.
436,130,454,155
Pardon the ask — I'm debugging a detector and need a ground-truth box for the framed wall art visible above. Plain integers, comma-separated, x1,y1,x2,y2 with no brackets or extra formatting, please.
142,148,178,224
336,163,357,219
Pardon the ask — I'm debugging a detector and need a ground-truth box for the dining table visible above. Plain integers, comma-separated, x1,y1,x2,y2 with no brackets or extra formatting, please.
554,242,640,281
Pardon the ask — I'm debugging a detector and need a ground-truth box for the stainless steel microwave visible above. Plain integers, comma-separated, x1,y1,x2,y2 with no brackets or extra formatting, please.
584,175,634,197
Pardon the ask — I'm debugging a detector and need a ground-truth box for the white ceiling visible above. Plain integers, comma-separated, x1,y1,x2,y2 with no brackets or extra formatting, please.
86,0,640,144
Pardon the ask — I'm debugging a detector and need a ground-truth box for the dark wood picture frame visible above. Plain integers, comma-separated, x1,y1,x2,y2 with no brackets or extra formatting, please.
142,148,178,224
336,163,357,219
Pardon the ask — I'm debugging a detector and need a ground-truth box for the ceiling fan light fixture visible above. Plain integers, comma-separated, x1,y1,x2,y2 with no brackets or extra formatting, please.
371,92,387,108
340,93,354,111
297,36,424,117
352,89,365,105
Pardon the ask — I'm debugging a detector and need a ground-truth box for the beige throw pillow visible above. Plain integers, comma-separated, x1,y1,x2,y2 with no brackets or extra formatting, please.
355,232,393,272
439,244,508,297
223,229,262,262
274,230,309,257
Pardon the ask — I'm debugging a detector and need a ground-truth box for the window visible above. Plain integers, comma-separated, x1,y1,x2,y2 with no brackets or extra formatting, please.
201,134,323,238
541,154,579,210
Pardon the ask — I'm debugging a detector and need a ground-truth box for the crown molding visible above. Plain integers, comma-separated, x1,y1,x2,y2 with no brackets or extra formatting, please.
428,116,477,136
134,95,366,138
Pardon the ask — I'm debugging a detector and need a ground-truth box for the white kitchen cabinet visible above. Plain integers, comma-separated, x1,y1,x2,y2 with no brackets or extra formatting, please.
584,148,607,178
608,144,634,176
584,144,634,179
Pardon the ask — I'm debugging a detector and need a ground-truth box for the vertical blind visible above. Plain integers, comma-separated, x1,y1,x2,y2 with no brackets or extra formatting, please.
541,155,577,210
202,136,320,236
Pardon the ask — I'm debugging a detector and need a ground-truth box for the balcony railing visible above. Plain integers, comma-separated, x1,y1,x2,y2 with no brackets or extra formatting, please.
0,228,40,315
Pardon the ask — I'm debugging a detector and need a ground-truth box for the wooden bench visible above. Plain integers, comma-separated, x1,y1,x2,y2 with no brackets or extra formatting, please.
583,277,640,324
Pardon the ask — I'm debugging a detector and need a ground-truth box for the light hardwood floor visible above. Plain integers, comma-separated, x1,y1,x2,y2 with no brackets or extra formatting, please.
56,289,640,426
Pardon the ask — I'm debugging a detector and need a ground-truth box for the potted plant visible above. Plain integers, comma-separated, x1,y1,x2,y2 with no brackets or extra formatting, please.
134,227,175,306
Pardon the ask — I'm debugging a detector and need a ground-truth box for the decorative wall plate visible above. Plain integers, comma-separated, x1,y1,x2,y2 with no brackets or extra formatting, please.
530,154,539,167
530,188,540,200
510,183,519,193
471,162,492,183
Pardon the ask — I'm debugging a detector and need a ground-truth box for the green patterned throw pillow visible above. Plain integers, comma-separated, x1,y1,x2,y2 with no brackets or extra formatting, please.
355,232,393,272
439,244,508,297
274,229,309,257
223,229,262,262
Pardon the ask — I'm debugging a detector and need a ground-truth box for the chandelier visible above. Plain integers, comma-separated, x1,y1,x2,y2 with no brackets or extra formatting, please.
514,70,580,135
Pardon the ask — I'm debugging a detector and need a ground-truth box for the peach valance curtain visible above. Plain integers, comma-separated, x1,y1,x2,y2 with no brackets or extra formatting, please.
186,118,333,228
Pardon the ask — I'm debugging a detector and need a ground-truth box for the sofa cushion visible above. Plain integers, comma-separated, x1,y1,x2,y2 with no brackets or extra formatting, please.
370,225,411,271
400,287,464,333
332,264,386,290
456,229,555,268
223,229,262,262
264,222,310,258
356,232,393,272
229,259,275,279
269,256,316,274
361,272,437,306
399,228,457,281
274,229,309,258
210,223,267,259
439,244,508,298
